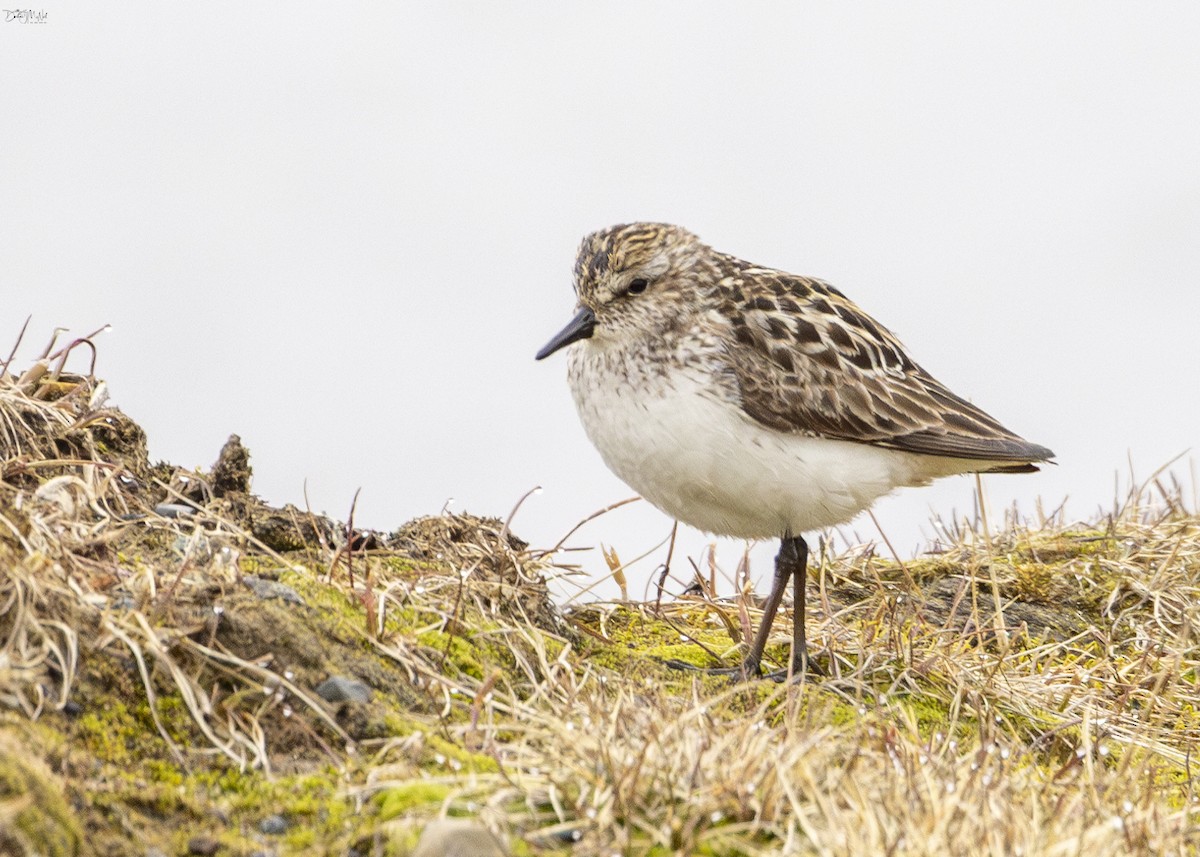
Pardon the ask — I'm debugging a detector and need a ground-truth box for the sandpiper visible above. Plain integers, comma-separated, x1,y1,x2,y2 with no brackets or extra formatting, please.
537,223,1053,679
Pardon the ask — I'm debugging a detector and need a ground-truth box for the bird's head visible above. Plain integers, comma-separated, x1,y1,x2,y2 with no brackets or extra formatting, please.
536,222,713,359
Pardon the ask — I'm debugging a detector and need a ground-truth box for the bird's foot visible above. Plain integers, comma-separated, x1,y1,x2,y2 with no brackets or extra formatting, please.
760,656,824,682
662,658,761,682
664,653,824,683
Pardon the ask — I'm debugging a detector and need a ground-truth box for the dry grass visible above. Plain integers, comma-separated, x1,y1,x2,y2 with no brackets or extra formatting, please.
0,334,1197,855
394,501,1199,855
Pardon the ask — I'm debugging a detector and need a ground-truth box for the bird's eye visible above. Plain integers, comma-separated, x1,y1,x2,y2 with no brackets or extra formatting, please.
627,279,649,295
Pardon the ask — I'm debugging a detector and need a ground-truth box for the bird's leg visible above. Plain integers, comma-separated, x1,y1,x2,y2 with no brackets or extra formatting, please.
792,536,811,674
664,533,815,681
732,536,798,678
760,534,818,681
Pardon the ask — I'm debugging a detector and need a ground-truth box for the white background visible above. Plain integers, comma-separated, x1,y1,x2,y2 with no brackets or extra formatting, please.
5,3,1198,601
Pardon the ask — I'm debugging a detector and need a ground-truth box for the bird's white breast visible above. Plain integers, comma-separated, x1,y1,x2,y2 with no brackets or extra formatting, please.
566,339,979,540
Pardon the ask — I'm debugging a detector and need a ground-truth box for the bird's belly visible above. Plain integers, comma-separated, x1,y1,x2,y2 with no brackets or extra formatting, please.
568,359,943,539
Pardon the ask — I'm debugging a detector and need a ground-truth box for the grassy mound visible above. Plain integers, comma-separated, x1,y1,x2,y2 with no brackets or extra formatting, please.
0,347,1197,855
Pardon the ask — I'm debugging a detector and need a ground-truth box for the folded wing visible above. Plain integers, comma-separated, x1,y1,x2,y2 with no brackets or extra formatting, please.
724,275,1055,468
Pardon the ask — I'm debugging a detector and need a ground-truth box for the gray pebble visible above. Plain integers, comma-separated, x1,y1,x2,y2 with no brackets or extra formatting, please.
187,836,220,856
315,675,372,703
110,592,137,610
155,503,198,518
412,819,506,857
242,575,305,604
258,813,288,835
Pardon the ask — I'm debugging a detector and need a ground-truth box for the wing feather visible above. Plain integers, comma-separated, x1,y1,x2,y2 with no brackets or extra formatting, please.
723,274,1055,465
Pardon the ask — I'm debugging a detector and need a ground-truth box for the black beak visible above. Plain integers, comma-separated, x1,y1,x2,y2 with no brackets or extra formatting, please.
535,306,596,360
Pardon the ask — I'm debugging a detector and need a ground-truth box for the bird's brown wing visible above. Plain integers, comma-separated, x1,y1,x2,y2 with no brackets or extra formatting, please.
721,273,1054,465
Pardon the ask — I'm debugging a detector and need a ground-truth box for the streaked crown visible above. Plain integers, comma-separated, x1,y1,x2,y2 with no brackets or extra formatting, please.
574,223,712,303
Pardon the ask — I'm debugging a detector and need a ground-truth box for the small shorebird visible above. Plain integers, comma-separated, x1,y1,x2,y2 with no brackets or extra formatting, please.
537,223,1054,679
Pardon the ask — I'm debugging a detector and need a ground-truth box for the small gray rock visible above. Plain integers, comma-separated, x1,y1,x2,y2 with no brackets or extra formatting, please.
110,592,137,610
187,836,220,856
155,503,198,519
173,533,213,560
315,675,372,704
242,576,305,604
258,814,288,835
412,819,506,857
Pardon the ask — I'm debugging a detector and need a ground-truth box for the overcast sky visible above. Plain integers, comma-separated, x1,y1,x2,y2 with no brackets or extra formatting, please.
5,3,1198,601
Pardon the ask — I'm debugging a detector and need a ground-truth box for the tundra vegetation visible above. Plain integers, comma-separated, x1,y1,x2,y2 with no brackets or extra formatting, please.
0,337,1197,855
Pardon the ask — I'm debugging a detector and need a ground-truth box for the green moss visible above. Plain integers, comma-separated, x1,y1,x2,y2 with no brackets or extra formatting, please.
0,732,83,857
51,635,380,853
822,695,869,728
910,557,967,582
570,603,749,679
74,701,143,765
417,629,486,679
379,555,419,575
375,781,454,820
1010,561,1056,602
899,694,964,735
425,733,500,774
1015,530,1118,563
236,554,268,574
373,718,500,775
